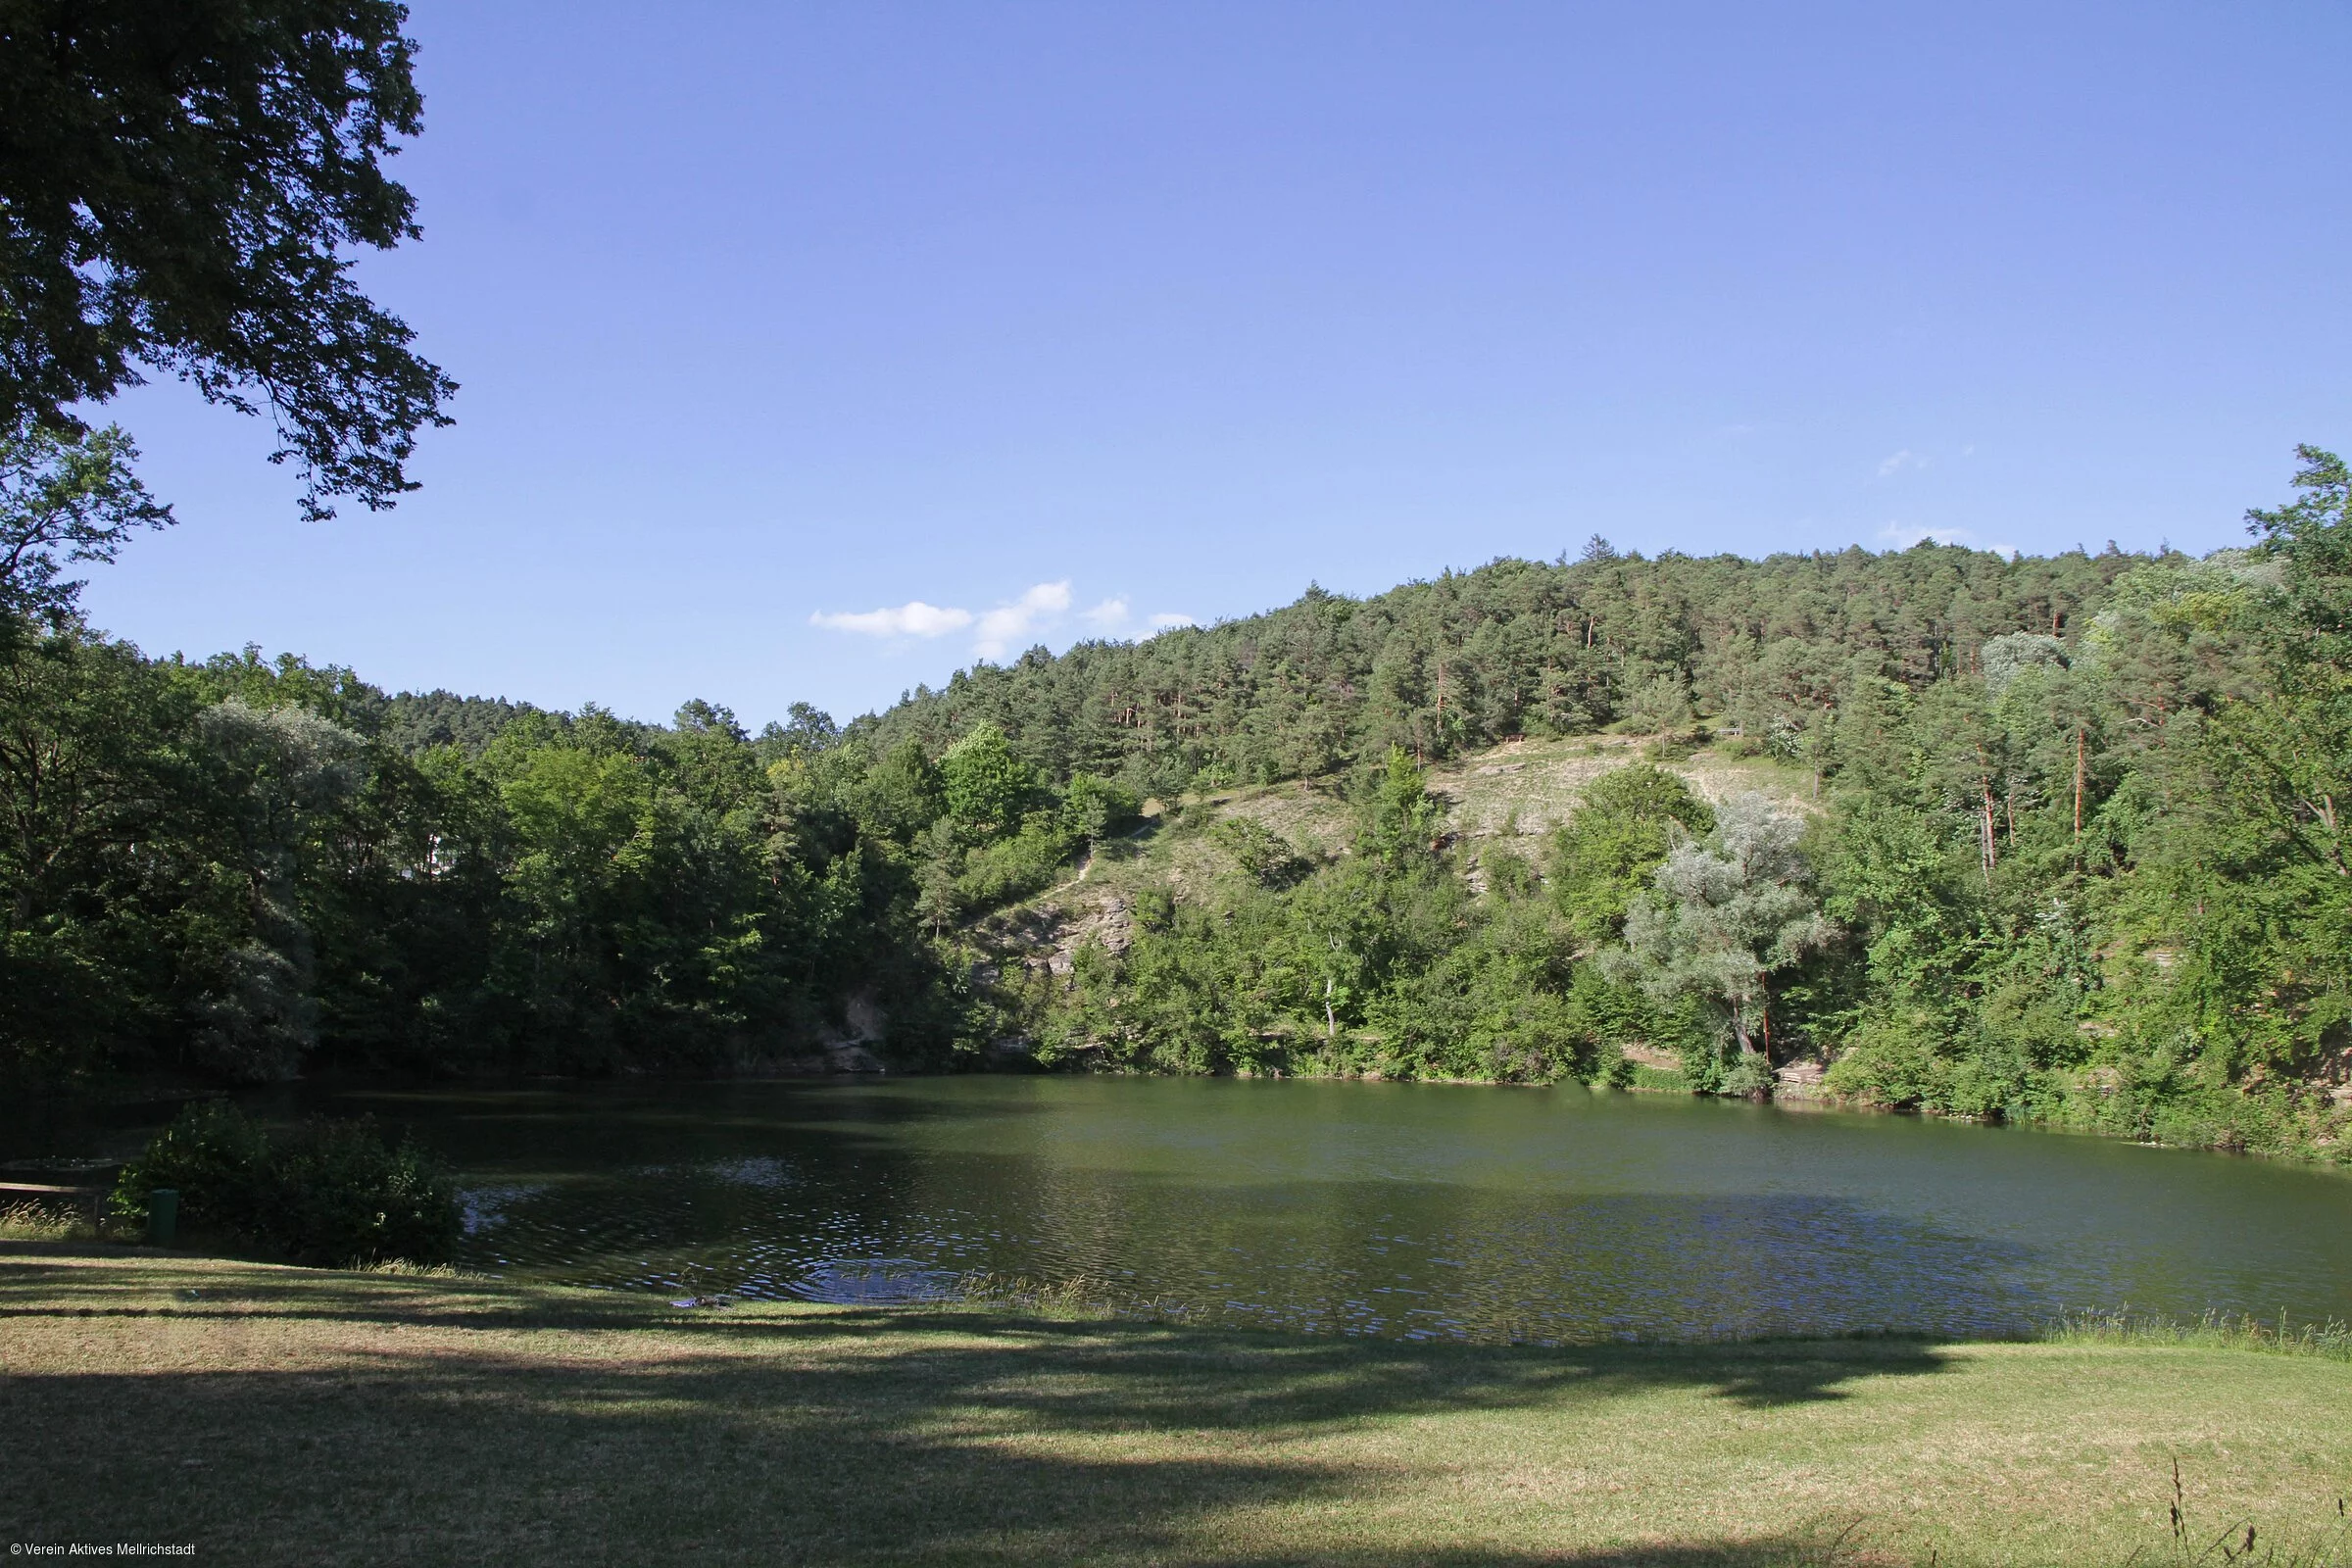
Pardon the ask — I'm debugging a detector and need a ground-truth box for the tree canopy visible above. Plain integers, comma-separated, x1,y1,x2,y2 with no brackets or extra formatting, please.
0,0,454,515
0,419,172,626
3,452,2350,1168
1604,794,1836,1077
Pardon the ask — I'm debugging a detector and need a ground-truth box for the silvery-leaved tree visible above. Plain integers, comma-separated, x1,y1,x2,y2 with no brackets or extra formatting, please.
1601,793,1837,1077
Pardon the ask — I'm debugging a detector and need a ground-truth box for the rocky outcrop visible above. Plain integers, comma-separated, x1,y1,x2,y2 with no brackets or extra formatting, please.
1773,1058,1828,1100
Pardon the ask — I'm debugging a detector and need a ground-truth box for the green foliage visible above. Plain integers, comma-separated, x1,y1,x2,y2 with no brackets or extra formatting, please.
1359,747,1443,867
955,813,1082,912
941,723,1037,836
382,690,543,756
1784,462,2352,1154
857,739,948,845
1603,794,1837,1065
1547,764,1715,947
760,702,842,761
0,618,968,1082
1368,895,1597,1082
1620,673,1695,735
1061,773,1142,843
1980,631,2066,693
2248,443,2352,662
1210,817,1310,887
1031,817,1703,1087
111,1101,460,1268
858,541,2135,788
0,421,172,626
0,0,455,516
895,731,1143,925
11,452,2352,1165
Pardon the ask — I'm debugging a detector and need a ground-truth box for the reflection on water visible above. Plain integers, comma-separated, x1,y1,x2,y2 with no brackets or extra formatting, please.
248,1077,2352,1342
795,1260,964,1304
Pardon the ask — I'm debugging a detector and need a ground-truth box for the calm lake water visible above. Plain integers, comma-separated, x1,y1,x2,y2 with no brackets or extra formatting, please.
241,1076,2352,1345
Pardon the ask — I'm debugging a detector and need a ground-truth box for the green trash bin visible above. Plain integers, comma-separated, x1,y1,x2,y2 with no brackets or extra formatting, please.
148,1188,178,1247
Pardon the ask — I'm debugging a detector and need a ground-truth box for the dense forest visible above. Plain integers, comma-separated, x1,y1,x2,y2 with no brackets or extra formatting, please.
4,422,2348,1162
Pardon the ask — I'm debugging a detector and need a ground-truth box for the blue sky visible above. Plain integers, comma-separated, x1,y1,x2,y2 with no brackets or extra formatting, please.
77,1,2352,728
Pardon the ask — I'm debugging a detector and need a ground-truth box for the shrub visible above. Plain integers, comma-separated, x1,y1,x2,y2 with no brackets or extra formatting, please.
112,1101,462,1267
1823,1019,2031,1119
955,814,1082,911
1209,817,1309,887
1716,1053,1774,1099
940,723,1038,835
1060,772,1142,842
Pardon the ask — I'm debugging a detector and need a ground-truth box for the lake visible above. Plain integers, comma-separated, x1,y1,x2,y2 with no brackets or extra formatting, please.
229,1075,2352,1345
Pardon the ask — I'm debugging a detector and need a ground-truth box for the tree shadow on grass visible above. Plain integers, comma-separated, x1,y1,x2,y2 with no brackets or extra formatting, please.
5,1249,1959,1565
1,1248,1955,1410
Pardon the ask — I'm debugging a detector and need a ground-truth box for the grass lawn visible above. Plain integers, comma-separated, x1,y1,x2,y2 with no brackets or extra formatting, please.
4,1244,2348,1566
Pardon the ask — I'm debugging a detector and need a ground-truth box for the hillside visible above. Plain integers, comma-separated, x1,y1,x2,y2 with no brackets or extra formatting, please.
967,733,1807,992
5,453,2351,1172
901,461,2352,1163
853,541,2143,797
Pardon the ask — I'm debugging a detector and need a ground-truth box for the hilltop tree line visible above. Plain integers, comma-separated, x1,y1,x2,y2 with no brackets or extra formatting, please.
857,534,2138,792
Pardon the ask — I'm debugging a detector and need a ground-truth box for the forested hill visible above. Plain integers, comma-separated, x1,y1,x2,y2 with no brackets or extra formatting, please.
7,449,2351,1169
854,541,2147,794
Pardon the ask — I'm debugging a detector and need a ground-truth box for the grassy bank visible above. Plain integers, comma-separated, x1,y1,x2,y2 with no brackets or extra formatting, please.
5,1246,2350,1565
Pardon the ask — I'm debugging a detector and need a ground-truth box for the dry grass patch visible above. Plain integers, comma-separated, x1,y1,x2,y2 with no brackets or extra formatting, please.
1423,736,1819,845
0,1199,98,1243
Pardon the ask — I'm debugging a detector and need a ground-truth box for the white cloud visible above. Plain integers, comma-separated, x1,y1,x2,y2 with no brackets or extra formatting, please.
1878,521,2016,559
1149,612,1197,629
809,600,973,638
1877,449,1925,478
973,580,1072,658
811,579,1114,657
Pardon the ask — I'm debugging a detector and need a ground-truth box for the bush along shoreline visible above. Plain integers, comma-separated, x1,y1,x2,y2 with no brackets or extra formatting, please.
108,1102,461,1268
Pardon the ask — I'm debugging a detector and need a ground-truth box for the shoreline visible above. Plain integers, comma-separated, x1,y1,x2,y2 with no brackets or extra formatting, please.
11,1058,2349,1183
